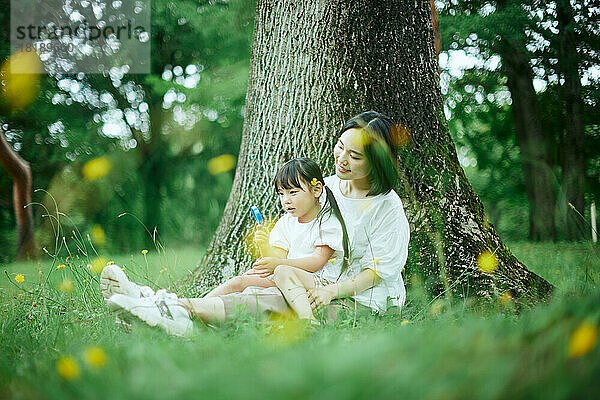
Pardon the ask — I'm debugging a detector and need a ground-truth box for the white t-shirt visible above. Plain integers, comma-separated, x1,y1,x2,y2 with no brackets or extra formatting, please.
269,212,345,274
321,175,410,313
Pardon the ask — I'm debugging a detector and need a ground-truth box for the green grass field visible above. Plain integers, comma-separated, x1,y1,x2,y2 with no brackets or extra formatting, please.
1,242,599,399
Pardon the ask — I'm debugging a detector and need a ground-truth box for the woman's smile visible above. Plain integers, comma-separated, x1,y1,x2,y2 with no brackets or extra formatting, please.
336,164,350,174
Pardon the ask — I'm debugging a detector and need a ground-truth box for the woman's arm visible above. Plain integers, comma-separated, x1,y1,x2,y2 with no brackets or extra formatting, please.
308,268,382,308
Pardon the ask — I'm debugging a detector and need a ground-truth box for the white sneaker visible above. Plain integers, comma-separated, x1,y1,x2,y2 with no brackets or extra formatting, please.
100,264,155,299
106,290,193,337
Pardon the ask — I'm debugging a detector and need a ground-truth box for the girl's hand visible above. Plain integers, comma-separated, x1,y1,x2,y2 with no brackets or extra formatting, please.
252,257,281,273
254,227,269,248
244,267,272,278
308,285,336,309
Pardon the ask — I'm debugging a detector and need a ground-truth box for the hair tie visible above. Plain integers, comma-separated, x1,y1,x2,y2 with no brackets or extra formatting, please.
310,178,318,186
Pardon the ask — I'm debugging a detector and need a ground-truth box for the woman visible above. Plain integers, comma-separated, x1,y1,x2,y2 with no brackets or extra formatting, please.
102,111,410,336
268,111,410,321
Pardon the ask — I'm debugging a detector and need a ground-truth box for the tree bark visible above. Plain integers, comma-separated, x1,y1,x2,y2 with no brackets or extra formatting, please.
557,0,586,240
188,0,552,305
501,49,557,241
0,128,37,259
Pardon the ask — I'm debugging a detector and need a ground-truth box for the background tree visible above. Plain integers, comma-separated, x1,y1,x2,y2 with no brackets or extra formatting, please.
190,0,552,304
438,0,600,241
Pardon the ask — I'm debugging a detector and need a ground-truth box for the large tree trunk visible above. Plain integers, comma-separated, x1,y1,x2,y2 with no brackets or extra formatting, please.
188,0,552,304
0,128,37,259
502,49,557,241
557,0,586,240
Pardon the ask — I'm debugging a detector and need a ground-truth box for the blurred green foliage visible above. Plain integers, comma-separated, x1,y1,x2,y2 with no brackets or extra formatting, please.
0,0,255,262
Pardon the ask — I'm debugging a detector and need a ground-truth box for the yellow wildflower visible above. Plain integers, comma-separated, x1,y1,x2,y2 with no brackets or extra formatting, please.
82,157,112,181
207,154,236,175
499,291,513,306
400,320,410,326
477,251,499,274
57,279,74,293
56,356,80,380
141,249,148,255
57,264,67,270
429,299,444,317
84,346,107,368
89,257,107,274
0,49,42,110
90,225,106,246
328,258,337,263
15,274,24,283
568,322,598,358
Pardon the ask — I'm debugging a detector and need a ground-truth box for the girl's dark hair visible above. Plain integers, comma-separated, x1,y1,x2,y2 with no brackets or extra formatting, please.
274,157,350,274
339,111,400,196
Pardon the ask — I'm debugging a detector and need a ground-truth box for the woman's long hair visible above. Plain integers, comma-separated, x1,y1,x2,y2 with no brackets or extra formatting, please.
339,111,402,196
274,158,350,274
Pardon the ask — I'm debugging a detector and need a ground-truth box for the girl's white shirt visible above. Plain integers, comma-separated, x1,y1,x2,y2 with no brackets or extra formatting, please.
321,175,410,313
268,211,345,274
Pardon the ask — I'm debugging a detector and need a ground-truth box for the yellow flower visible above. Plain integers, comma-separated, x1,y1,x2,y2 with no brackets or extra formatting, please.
90,225,106,246
207,154,236,175
15,274,24,283
499,291,513,306
89,257,107,274
267,312,307,346
477,251,499,274
57,264,67,270
310,178,318,186
400,320,410,326
568,322,598,358
0,49,42,110
82,156,112,181
141,249,148,255
84,346,107,368
56,356,80,380
429,299,444,317
57,279,74,293
328,258,337,263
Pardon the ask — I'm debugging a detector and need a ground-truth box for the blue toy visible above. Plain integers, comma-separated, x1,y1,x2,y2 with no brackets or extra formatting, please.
250,205,264,227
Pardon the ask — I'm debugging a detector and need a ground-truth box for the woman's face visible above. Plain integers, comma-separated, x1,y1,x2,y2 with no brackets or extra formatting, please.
333,128,371,181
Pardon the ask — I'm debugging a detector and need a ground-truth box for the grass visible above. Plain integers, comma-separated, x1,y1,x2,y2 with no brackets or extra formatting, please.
1,241,599,399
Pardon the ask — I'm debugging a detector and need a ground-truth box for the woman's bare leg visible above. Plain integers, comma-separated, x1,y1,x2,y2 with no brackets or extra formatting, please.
205,275,275,297
272,265,317,320
178,297,226,323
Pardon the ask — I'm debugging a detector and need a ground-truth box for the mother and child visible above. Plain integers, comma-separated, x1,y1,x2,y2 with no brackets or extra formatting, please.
100,111,410,336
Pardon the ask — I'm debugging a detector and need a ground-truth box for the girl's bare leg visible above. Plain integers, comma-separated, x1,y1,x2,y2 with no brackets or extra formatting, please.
178,297,226,323
204,275,276,297
272,265,317,320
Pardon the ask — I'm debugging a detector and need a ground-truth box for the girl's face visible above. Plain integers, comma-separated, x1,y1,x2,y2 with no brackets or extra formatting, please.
333,128,371,181
277,180,323,223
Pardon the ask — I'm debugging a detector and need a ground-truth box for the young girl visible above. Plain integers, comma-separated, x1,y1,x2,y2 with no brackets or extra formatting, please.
204,157,350,298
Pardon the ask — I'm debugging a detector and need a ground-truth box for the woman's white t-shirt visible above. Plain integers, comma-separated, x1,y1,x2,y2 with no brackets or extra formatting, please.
268,212,345,275
321,175,410,313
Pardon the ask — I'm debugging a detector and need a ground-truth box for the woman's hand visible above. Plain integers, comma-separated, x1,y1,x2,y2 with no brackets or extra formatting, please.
308,285,337,309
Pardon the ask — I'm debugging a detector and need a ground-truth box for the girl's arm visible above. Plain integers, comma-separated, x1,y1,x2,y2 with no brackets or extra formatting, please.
309,268,382,307
250,245,334,275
